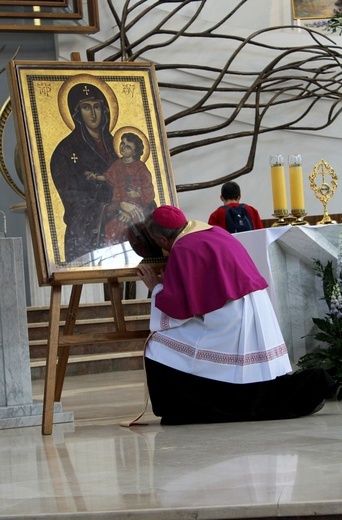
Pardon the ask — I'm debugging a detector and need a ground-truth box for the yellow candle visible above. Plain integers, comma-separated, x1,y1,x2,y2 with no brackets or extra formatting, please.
270,164,287,211
289,164,305,211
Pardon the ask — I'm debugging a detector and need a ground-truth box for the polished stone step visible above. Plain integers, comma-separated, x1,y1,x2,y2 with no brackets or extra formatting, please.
27,299,150,379
27,299,151,322
27,314,150,342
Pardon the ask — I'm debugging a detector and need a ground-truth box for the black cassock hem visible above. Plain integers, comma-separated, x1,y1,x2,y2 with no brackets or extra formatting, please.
145,358,337,425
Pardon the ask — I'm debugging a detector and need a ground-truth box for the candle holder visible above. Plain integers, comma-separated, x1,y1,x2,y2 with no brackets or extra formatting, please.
270,155,284,167
289,154,301,164
308,159,338,225
271,209,291,227
290,209,309,226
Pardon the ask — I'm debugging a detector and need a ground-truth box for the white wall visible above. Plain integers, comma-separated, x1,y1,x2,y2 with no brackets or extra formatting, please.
0,1,339,305
56,0,342,223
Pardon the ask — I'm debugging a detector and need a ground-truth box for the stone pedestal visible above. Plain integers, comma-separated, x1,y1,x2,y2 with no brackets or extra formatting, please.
0,237,73,429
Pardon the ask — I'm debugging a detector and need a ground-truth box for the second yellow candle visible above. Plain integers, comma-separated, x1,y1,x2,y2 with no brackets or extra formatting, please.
289,163,305,211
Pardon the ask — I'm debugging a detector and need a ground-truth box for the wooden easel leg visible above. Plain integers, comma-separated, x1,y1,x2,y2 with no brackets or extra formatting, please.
54,284,83,402
42,285,62,435
108,279,127,332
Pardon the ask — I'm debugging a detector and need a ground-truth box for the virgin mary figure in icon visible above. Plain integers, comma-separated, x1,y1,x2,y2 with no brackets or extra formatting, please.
50,75,119,263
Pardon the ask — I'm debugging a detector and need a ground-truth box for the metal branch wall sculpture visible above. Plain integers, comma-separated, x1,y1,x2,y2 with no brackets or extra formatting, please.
85,0,342,192
23,1,342,192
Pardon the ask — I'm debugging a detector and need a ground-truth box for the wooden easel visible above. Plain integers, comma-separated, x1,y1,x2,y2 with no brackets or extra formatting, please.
42,278,150,434
7,51,169,434
39,52,150,434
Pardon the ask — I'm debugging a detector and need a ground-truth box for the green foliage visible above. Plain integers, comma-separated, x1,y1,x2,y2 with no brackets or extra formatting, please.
304,10,342,36
297,258,342,393
326,9,342,35
312,259,335,308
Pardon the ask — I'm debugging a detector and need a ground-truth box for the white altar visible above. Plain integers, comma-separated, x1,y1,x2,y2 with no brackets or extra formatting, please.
235,224,342,364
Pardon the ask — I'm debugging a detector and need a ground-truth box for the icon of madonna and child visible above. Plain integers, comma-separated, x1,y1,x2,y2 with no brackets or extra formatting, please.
50,75,163,267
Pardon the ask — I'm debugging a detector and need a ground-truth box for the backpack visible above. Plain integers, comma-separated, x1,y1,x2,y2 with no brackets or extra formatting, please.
222,204,254,233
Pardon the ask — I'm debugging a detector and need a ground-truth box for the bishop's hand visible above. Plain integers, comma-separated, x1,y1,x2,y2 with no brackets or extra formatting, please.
137,264,161,291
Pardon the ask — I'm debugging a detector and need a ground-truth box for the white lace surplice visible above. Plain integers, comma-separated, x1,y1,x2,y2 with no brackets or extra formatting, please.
145,285,292,384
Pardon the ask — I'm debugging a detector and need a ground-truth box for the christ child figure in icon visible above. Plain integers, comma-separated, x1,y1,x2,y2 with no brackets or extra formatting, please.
86,130,157,245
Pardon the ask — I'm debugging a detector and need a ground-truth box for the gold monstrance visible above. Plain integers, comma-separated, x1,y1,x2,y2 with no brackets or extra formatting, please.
308,159,338,225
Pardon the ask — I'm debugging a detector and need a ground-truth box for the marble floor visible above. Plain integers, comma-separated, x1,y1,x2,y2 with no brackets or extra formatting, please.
1,370,342,520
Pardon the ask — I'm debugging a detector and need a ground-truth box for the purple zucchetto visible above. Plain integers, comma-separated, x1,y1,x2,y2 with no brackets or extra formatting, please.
152,205,187,229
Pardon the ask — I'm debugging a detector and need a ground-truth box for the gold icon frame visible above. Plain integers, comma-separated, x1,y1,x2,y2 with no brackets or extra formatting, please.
6,60,178,285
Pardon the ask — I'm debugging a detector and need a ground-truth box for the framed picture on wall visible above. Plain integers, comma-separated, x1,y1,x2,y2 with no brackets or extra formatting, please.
292,0,338,20
0,0,100,33
6,60,178,285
